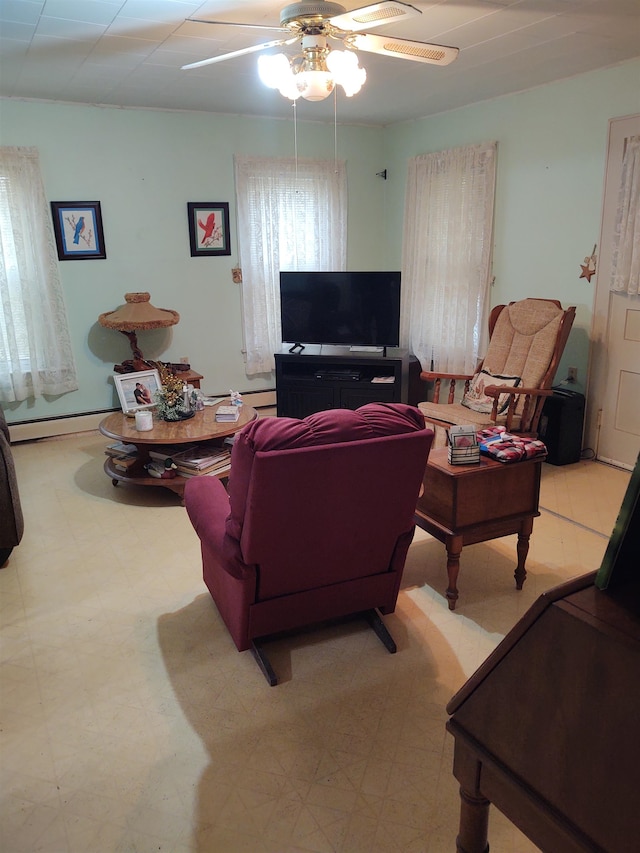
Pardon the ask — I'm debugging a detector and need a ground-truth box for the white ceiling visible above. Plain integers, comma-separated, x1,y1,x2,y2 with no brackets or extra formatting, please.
1,0,639,126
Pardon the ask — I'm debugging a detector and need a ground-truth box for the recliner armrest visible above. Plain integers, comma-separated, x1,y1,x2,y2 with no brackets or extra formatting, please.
0,408,24,550
184,476,257,582
184,477,229,549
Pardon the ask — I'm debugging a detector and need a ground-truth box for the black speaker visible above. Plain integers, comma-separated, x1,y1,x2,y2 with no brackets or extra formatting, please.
539,388,585,466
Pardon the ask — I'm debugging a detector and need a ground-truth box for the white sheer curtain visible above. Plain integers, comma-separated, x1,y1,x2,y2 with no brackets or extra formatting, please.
234,155,347,375
610,135,639,295
0,147,78,402
400,141,497,375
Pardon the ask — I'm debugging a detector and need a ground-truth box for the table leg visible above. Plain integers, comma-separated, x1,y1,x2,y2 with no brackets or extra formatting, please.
514,516,534,590
445,533,463,610
456,786,490,853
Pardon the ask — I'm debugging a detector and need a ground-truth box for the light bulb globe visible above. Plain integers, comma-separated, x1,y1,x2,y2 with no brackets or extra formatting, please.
295,70,335,101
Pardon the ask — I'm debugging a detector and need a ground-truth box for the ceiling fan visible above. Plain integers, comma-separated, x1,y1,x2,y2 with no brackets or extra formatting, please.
182,1,459,102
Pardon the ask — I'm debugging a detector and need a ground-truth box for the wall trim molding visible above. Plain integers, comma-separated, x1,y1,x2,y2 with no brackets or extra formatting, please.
8,390,277,443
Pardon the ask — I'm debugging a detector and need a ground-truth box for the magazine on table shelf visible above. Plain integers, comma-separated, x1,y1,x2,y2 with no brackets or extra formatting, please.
105,441,138,458
174,452,231,476
111,454,139,471
170,443,230,470
176,459,231,478
147,445,193,463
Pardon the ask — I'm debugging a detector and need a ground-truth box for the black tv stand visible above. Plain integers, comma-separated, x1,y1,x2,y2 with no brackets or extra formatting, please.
275,348,421,418
349,345,387,356
288,342,305,354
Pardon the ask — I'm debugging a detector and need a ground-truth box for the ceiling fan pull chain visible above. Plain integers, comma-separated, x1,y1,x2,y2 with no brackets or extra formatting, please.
334,87,338,172
293,101,299,180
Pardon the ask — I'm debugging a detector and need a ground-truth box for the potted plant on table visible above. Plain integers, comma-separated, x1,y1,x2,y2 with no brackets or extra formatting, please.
154,365,193,421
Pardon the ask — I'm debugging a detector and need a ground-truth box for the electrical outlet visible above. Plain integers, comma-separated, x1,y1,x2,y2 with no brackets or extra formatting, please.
180,356,189,364
567,366,577,383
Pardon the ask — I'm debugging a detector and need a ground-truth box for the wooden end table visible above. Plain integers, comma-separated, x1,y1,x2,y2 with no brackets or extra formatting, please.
177,368,203,389
414,448,542,610
99,401,257,498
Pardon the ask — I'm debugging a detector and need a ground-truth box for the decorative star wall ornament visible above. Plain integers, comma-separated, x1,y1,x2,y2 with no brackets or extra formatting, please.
580,244,597,282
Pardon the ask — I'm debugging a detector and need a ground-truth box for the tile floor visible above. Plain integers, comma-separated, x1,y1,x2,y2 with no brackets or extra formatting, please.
0,430,630,853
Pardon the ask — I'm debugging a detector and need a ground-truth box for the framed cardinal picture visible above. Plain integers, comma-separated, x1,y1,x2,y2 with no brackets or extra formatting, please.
187,202,231,257
50,201,106,260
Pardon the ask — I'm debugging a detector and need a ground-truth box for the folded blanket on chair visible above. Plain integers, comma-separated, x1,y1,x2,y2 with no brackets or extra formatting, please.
476,426,547,463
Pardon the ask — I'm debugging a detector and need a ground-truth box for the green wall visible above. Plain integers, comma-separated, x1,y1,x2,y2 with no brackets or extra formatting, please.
1,57,638,424
0,101,385,422
383,59,640,390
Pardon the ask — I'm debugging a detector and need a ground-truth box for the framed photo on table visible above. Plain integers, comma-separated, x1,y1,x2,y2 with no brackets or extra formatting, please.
187,202,231,257
113,369,161,415
50,201,106,260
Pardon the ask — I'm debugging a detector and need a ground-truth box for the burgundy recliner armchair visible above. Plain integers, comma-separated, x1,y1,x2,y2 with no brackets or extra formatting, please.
1,407,24,568
184,403,433,685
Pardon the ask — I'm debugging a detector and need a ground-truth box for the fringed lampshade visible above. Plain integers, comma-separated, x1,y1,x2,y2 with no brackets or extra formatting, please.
98,292,179,373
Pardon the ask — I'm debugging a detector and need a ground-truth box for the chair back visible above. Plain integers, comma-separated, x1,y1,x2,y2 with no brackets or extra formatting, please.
482,298,576,432
484,298,574,392
226,405,433,602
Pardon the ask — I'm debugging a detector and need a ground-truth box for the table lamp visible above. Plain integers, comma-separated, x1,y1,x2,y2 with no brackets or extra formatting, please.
98,292,179,373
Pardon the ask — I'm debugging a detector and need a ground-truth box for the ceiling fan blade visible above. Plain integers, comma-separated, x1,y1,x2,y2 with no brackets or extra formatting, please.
329,1,420,33
182,37,299,70
350,33,459,65
188,18,289,33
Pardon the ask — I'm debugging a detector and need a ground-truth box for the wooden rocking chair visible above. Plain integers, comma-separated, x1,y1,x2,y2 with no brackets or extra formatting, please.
418,298,576,441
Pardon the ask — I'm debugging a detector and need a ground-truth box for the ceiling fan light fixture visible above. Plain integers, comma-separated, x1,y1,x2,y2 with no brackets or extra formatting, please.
295,67,335,100
326,49,366,96
295,35,336,101
259,48,337,102
258,53,301,99
186,2,459,97
258,39,366,102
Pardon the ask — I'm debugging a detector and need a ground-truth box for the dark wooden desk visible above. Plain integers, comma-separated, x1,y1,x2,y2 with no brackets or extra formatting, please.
446,573,640,853
414,448,542,609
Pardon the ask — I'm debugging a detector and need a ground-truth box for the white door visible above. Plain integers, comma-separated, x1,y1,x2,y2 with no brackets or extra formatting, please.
586,114,640,471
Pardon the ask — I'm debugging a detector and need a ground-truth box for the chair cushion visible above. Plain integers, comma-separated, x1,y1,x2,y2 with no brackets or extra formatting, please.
461,369,521,414
483,298,563,389
418,400,521,432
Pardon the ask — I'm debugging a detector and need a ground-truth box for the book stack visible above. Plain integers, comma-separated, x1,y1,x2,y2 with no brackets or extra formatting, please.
170,444,231,477
147,445,188,464
215,405,240,423
105,441,138,470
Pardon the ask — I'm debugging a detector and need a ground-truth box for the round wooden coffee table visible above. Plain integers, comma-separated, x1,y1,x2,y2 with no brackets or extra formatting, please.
99,401,257,497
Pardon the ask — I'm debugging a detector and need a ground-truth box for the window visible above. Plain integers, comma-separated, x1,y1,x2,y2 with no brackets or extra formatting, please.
234,156,347,375
610,134,639,295
0,147,78,402
400,141,497,375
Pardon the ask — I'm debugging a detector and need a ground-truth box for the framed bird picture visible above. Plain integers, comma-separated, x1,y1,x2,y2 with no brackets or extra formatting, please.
50,201,106,260
187,202,231,257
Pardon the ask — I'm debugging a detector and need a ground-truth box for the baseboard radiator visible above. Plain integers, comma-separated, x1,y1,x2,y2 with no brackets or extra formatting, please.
8,389,277,443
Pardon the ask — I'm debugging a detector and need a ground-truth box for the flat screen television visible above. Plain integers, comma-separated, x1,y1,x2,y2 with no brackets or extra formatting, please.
279,270,401,350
